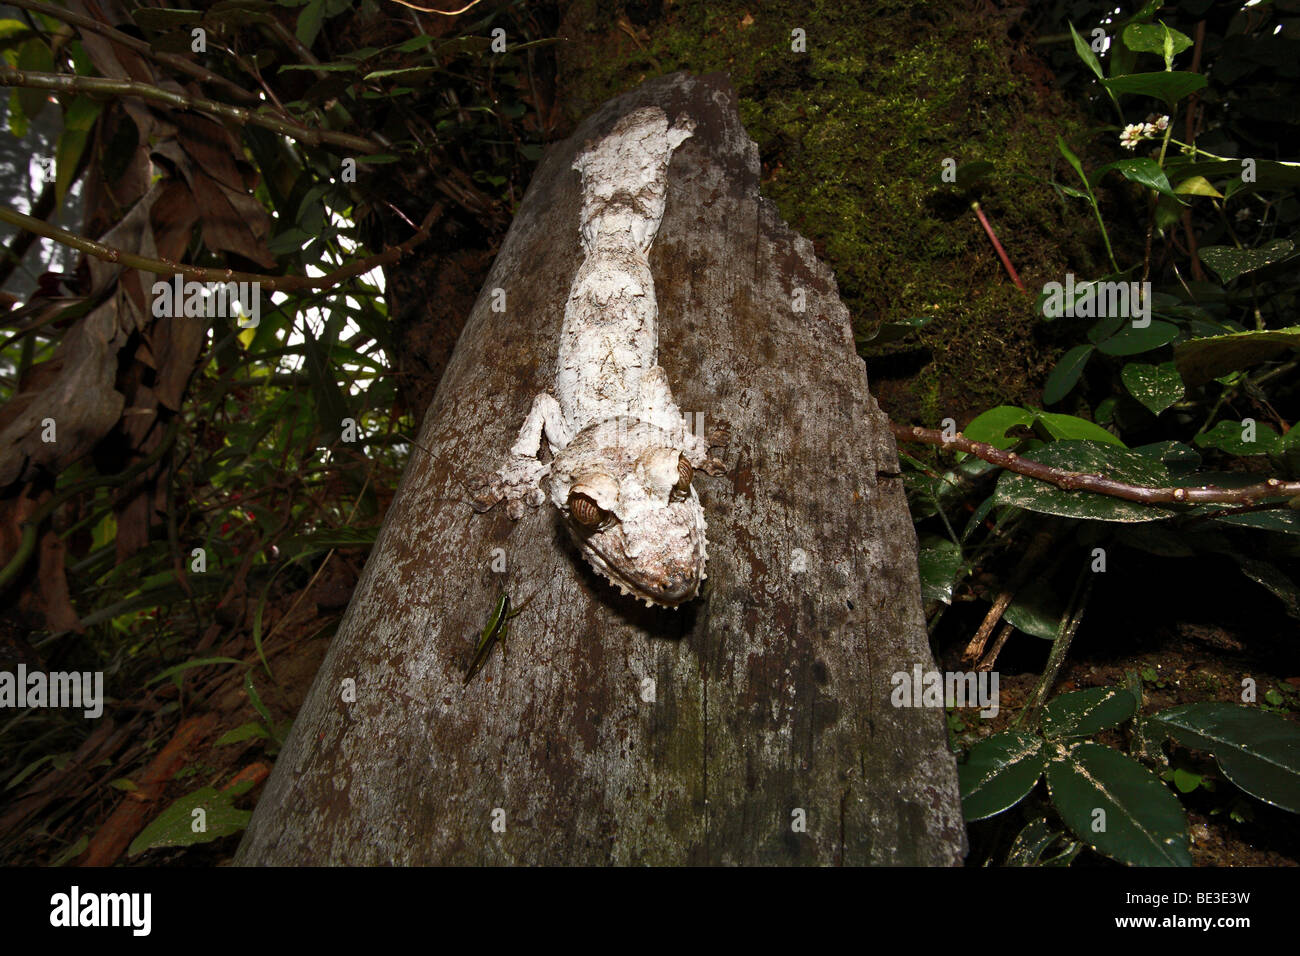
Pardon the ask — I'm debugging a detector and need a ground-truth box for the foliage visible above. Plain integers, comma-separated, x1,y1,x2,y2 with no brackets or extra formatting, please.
0,0,551,864
958,684,1300,866
915,1,1300,632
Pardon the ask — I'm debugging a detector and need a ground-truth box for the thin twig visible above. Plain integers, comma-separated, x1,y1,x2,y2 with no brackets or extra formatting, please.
0,202,444,292
1020,571,1092,732
971,202,1025,292
0,68,379,153
891,421,1300,505
7,0,259,104
386,0,484,13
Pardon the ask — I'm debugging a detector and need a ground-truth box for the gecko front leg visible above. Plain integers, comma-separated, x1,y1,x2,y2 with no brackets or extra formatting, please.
470,393,572,519
641,366,729,476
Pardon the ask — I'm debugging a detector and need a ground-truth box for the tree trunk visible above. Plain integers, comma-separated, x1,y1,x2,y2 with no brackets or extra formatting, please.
237,72,966,865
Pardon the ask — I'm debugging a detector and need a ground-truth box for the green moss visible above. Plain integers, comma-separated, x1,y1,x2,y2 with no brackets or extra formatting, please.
558,0,1100,424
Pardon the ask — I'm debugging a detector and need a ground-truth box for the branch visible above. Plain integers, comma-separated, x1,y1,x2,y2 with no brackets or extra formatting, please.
8,0,260,104
385,0,484,13
971,201,1025,292
0,68,380,154
0,202,444,292
891,421,1300,506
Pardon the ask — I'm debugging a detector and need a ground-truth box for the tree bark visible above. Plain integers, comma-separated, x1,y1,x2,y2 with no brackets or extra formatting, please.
237,72,967,865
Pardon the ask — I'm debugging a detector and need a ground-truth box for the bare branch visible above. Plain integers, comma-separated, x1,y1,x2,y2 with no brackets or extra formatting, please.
0,202,444,293
8,0,260,104
0,68,380,154
891,421,1300,506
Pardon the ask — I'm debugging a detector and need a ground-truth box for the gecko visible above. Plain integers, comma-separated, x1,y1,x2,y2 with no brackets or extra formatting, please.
472,106,726,608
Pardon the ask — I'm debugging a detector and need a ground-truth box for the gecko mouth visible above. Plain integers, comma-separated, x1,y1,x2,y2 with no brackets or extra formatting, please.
573,531,702,608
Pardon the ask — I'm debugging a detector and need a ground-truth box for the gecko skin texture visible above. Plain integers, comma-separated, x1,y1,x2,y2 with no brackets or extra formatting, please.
474,106,724,607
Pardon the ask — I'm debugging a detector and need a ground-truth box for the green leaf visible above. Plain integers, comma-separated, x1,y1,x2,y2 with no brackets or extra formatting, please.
1046,742,1192,866
1034,411,1125,446
1122,23,1193,58
128,787,252,856
1150,703,1300,813
1175,326,1300,386
363,67,436,82
1236,558,1300,621
277,61,361,72
295,0,325,47
1043,345,1093,405
55,96,102,206
1068,22,1106,81
995,441,1178,522
1101,71,1207,107
959,731,1047,821
1211,509,1300,535
1199,240,1295,284
1171,768,1204,793
146,656,244,686
962,405,1035,448
859,314,932,345
1042,686,1139,739
1057,136,1087,183
917,535,963,605
1091,158,1184,203
1121,361,1184,415
1006,816,1081,866
1174,175,1222,199
1004,576,1066,640
1095,320,1179,356
1193,419,1279,456
215,722,271,746
16,38,54,122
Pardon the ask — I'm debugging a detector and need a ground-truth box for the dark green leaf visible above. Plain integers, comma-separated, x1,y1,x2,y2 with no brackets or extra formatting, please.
917,535,963,605
1043,345,1093,405
1121,361,1184,414
1091,158,1184,203
1175,326,1300,386
1046,742,1191,866
1006,816,1081,866
1199,240,1295,284
1101,71,1207,107
1150,703,1300,813
995,441,1178,522
1095,320,1179,356
959,731,1047,821
295,0,324,47
1004,577,1067,640
1193,419,1279,456
1042,686,1139,739
128,787,252,856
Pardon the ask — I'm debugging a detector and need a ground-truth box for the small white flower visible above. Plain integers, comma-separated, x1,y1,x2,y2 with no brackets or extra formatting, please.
1142,122,1159,138
1120,124,1145,150
1145,113,1171,131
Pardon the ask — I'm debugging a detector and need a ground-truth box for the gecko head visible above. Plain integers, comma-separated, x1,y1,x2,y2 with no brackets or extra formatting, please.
548,418,707,607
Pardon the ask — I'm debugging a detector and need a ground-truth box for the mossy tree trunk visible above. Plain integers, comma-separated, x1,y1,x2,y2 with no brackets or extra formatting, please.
237,72,966,865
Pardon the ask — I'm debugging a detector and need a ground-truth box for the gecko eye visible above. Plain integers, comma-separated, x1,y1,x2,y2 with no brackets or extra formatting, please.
568,492,607,528
672,454,693,500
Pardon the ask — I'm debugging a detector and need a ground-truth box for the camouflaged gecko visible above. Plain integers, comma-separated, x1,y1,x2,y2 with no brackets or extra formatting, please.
472,106,726,608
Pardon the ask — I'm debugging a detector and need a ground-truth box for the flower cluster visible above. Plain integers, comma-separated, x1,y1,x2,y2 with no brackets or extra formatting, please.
1120,113,1171,150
